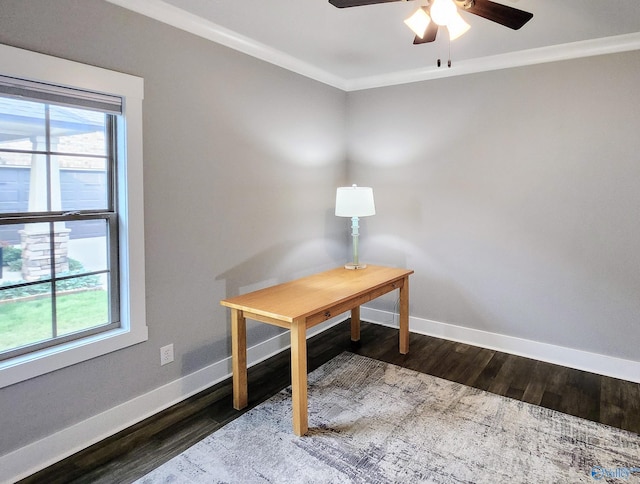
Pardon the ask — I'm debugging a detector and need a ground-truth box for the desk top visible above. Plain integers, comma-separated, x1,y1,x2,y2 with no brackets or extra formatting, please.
220,265,413,324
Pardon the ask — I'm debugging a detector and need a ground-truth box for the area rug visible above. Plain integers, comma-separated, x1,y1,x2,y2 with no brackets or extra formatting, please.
138,352,640,483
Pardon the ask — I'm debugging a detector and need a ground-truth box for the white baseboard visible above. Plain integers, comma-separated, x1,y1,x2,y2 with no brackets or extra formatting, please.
361,307,640,384
0,317,346,484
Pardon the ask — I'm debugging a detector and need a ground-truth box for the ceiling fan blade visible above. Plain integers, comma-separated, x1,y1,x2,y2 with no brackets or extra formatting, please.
464,0,533,30
413,22,438,44
329,0,402,7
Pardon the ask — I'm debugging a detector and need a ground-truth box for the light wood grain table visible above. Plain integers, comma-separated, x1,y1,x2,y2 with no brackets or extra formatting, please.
220,264,413,436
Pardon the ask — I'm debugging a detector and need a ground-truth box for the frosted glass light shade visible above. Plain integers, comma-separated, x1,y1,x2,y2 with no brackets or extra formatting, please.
404,7,431,39
335,185,376,217
447,11,471,40
430,0,457,26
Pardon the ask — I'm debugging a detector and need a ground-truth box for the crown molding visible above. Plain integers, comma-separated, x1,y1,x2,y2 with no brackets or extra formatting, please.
106,0,640,92
346,32,640,91
104,0,348,90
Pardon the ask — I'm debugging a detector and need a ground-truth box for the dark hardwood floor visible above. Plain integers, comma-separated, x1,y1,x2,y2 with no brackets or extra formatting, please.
21,320,640,484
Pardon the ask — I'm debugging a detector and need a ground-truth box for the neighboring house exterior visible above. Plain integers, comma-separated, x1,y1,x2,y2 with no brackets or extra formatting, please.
0,166,106,242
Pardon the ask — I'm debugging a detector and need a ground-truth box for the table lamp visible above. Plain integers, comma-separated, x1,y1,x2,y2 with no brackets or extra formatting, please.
335,184,376,269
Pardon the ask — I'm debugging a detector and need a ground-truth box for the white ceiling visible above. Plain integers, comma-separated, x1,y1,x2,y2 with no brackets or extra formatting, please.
107,0,640,90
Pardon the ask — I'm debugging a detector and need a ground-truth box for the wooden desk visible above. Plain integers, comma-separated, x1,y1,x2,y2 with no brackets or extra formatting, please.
220,264,413,436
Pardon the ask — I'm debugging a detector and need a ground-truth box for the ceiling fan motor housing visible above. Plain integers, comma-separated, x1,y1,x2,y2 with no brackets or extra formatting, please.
454,0,475,10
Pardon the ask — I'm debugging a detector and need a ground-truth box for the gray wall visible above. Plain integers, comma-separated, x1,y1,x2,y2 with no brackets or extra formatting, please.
0,0,347,455
347,51,640,361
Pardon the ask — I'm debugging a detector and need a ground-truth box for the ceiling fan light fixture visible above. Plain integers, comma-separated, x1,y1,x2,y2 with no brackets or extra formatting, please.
430,0,457,26
404,7,431,39
446,10,471,40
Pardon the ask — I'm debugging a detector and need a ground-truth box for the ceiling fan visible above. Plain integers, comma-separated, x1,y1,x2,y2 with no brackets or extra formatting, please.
328,0,533,45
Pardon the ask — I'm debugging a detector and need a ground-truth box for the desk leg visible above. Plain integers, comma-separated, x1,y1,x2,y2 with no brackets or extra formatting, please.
399,276,410,354
350,306,361,347
231,309,248,410
291,319,308,436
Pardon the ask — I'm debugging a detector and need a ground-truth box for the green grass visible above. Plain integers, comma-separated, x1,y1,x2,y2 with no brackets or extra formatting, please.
0,290,109,352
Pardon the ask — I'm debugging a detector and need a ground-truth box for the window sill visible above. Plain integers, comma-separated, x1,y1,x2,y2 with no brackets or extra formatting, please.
0,323,148,389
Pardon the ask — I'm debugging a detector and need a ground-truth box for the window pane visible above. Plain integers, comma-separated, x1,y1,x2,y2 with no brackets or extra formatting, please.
65,219,108,273
0,218,111,351
3,221,106,281
56,219,111,337
0,281,52,353
0,224,22,278
55,281,109,337
59,163,108,211
0,153,49,215
13,220,109,281
0,164,29,216
16,221,66,282
49,105,107,156
0,155,109,215
1,98,109,216
0,97,46,145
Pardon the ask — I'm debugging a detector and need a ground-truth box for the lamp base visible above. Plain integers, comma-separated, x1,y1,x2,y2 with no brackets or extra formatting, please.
345,262,367,270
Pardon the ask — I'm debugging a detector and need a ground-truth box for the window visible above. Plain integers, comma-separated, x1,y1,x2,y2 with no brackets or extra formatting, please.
0,44,146,388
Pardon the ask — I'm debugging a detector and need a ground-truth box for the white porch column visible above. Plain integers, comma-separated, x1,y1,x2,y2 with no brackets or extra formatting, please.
28,136,63,214
20,136,70,281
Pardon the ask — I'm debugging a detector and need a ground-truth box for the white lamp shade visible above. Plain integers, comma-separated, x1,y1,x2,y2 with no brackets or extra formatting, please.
335,185,376,217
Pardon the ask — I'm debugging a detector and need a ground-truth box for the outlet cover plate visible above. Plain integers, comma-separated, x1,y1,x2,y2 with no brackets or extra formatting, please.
160,344,174,366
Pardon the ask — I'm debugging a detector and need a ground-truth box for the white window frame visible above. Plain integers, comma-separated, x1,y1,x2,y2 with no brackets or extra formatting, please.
0,44,147,389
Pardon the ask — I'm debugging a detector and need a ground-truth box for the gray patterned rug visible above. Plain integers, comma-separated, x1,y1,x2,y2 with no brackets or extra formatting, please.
138,352,640,483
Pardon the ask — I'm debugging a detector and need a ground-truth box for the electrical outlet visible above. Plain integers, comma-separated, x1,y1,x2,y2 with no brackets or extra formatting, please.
160,344,174,366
